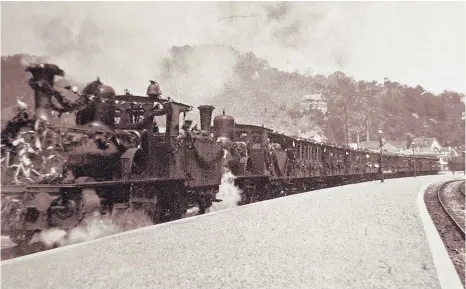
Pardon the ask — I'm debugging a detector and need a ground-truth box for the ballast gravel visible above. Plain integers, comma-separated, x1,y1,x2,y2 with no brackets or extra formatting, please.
1,174,459,289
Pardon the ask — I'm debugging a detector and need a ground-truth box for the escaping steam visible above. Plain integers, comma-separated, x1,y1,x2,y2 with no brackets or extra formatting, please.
208,168,243,212
39,210,153,248
38,169,242,248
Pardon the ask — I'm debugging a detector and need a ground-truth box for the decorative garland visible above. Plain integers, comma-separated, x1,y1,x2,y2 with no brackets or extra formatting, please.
28,78,91,115
191,144,223,170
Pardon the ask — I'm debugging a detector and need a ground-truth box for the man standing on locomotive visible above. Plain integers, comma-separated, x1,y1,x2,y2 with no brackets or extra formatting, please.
135,80,165,132
147,80,162,102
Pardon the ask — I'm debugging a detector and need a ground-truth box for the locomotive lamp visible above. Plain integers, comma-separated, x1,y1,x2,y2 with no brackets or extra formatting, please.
378,129,384,183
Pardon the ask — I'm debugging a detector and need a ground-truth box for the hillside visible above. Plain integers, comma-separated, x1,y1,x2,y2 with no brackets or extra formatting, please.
2,50,465,146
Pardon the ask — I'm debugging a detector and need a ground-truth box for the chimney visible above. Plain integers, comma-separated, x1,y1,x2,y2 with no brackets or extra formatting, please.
26,63,64,115
365,117,370,142
198,105,215,131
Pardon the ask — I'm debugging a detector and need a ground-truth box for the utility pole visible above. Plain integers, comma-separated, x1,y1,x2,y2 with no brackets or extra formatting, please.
365,117,370,142
344,105,349,147
378,129,384,183
412,141,417,178
356,129,360,149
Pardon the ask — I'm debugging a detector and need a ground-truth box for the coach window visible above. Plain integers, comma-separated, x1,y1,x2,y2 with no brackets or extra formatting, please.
114,109,122,125
240,132,249,141
251,132,262,149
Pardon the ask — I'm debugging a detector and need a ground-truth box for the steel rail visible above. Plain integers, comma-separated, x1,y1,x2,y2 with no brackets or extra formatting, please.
437,180,465,237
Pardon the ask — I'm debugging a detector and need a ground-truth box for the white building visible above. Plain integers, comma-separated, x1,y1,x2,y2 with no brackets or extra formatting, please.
298,129,328,143
301,93,328,114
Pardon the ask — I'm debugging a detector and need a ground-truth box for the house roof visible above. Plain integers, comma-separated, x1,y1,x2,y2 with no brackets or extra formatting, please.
299,130,328,141
359,141,380,150
387,140,408,150
359,141,399,153
411,138,438,148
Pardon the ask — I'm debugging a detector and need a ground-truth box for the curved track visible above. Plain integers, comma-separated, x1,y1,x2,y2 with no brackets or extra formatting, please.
437,180,465,237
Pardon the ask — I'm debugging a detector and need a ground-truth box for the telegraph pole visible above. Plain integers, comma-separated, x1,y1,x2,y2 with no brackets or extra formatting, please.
344,105,349,146
378,129,384,183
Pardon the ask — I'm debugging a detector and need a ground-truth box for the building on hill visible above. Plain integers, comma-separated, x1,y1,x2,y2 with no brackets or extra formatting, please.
409,137,442,154
300,93,327,115
298,129,328,143
407,137,460,171
352,140,407,154
359,141,399,153
387,140,408,152
348,143,358,150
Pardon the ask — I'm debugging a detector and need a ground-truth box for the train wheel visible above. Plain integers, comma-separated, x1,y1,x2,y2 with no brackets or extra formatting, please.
10,229,34,246
183,199,205,218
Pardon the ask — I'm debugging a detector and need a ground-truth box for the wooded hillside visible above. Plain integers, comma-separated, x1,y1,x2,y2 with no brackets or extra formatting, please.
2,50,464,147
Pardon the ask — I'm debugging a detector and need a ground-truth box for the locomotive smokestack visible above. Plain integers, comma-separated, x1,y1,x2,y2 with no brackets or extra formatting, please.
26,63,64,116
198,105,215,131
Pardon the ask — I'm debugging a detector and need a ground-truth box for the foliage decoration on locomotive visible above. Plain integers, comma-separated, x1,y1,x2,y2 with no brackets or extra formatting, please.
0,62,441,245
1,62,231,244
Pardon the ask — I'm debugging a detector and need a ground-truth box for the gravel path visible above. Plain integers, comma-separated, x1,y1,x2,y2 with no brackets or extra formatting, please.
1,174,459,289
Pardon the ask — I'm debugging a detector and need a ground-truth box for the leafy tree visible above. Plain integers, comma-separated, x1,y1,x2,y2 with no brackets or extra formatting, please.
2,50,464,147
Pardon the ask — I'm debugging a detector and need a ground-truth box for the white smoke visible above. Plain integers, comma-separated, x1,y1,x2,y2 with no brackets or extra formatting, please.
207,168,243,212
38,169,243,248
39,210,153,248
2,2,463,94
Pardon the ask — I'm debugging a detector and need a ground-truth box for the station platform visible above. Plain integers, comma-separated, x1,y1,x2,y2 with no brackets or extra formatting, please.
1,173,464,289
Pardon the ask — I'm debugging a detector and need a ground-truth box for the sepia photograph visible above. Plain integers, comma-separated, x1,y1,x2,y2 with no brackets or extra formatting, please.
0,1,465,289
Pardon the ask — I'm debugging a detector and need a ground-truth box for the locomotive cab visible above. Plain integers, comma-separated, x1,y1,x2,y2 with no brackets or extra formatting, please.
113,94,192,178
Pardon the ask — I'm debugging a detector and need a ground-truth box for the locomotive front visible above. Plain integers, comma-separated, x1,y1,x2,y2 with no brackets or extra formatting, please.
0,63,129,244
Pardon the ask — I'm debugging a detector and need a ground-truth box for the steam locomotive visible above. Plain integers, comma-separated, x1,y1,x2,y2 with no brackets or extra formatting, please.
1,63,440,245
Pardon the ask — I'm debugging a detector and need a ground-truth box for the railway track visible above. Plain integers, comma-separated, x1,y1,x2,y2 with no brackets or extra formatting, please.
0,174,443,261
1,239,46,261
437,180,465,237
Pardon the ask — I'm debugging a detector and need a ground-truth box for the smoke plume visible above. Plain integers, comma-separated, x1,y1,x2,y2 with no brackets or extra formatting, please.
3,1,463,98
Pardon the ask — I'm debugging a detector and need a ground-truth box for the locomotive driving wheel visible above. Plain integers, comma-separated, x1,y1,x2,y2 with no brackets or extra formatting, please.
10,229,34,246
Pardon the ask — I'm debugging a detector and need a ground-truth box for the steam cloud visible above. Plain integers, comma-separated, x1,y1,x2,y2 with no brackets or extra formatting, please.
38,169,241,248
2,1,463,97
39,210,153,248
207,169,243,212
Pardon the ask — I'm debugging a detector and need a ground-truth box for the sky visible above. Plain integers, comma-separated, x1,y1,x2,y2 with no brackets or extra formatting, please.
1,1,465,95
